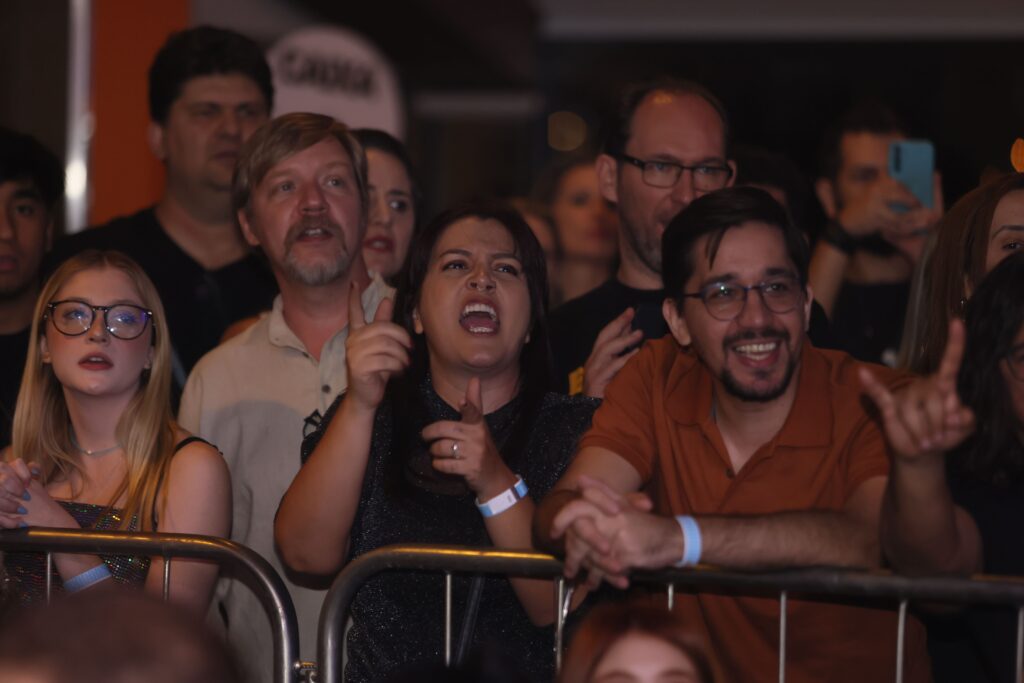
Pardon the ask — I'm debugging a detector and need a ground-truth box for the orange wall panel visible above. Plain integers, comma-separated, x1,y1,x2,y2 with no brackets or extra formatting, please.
88,0,189,226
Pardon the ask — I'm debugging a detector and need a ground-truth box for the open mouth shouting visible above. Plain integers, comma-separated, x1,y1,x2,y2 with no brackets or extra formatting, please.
459,301,500,335
286,217,343,249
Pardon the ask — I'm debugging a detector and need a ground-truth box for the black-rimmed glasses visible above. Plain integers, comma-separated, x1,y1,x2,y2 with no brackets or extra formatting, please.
45,300,153,340
619,154,733,191
681,276,804,321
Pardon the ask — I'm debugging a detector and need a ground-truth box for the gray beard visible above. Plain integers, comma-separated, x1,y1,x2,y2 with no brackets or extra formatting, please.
621,220,662,275
282,252,351,287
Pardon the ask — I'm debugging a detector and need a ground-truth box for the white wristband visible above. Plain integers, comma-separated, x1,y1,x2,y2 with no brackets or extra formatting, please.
476,476,528,517
674,515,702,567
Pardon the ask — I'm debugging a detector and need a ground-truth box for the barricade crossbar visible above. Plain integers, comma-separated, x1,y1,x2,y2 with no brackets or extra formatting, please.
318,544,1024,683
0,528,302,683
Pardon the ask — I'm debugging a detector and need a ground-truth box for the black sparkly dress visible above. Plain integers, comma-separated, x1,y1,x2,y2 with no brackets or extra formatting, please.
301,382,598,683
2,502,150,605
1,437,208,607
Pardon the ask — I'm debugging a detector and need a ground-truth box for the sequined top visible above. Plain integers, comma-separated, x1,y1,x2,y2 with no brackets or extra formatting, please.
301,381,598,683
3,501,151,606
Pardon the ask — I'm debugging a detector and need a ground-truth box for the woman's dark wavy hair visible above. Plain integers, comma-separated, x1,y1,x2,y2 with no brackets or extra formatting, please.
955,251,1024,485
386,203,552,482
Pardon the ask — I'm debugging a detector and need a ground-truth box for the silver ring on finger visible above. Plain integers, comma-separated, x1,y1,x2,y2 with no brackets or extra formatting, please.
451,440,461,459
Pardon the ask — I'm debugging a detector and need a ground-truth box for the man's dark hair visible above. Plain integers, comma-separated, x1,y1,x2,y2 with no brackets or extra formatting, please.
0,126,64,208
818,101,906,181
733,144,812,233
662,186,809,300
601,77,731,158
148,25,274,124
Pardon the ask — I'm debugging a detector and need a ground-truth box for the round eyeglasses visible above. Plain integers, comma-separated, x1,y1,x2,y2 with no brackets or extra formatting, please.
619,154,733,192
45,300,154,340
681,276,805,322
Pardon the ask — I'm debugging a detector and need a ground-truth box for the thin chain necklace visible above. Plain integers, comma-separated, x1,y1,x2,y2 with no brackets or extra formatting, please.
70,433,122,457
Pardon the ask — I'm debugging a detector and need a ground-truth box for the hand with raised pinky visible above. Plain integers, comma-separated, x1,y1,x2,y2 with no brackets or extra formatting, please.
860,318,976,461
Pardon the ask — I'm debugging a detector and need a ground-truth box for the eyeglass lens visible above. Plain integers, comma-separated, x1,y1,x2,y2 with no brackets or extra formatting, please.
702,280,802,321
642,163,730,191
50,301,150,340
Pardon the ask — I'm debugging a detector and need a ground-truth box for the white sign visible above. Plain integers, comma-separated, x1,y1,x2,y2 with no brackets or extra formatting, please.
268,26,405,139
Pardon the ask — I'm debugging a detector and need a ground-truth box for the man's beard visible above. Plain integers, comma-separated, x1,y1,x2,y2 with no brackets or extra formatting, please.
282,215,352,287
718,327,799,403
622,218,662,275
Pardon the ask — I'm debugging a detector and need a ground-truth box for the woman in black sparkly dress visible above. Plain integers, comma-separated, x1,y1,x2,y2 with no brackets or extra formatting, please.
277,204,598,682
0,250,230,611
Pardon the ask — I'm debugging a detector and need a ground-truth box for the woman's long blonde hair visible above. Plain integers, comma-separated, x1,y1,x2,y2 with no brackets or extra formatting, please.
11,250,176,531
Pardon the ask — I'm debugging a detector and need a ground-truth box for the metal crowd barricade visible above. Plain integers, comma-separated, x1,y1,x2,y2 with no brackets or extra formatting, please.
318,543,1024,683
0,527,302,683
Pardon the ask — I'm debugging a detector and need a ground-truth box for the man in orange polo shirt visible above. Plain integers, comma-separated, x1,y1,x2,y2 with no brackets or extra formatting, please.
535,186,930,683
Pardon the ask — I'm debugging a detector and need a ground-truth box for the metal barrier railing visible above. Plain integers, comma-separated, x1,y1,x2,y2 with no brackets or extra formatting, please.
0,528,302,683
318,544,1024,683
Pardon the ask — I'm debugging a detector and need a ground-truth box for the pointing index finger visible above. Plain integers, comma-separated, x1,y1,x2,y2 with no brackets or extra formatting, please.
460,377,484,424
937,319,966,387
348,281,367,330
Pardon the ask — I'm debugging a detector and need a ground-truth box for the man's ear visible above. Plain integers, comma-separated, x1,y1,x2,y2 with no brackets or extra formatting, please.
147,121,167,162
237,209,261,248
412,308,424,335
803,283,815,333
726,159,738,188
662,298,691,347
815,177,838,219
595,153,620,204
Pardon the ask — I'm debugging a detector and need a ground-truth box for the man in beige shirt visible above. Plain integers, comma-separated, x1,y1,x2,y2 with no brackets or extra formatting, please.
179,113,389,681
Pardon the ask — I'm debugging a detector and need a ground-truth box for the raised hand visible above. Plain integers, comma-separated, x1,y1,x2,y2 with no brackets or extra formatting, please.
882,172,944,265
836,176,920,239
344,283,412,411
860,318,975,460
582,308,643,398
422,377,515,499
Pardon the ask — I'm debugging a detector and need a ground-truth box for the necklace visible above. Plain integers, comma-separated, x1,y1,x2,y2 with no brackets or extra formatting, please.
70,434,122,457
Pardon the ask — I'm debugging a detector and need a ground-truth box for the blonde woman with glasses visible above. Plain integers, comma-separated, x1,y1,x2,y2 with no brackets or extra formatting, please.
0,250,229,611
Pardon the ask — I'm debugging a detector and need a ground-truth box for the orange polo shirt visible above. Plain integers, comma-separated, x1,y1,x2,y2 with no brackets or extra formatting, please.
578,335,931,683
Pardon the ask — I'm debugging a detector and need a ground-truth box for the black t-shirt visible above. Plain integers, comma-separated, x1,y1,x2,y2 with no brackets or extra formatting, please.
0,327,30,448
831,280,910,366
547,278,838,394
45,207,278,388
925,474,1024,683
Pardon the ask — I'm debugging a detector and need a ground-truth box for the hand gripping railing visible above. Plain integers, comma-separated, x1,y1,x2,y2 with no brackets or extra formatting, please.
317,544,1024,683
0,527,302,683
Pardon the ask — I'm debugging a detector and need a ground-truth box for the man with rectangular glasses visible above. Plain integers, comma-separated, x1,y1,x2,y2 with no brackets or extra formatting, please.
536,187,930,683
548,78,833,399
547,78,735,399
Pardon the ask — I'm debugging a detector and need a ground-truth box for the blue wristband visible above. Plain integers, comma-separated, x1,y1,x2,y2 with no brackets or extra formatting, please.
64,563,112,593
476,476,529,517
674,515,702,567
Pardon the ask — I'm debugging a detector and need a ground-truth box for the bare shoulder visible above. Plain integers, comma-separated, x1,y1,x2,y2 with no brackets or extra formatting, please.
168,430,229,484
